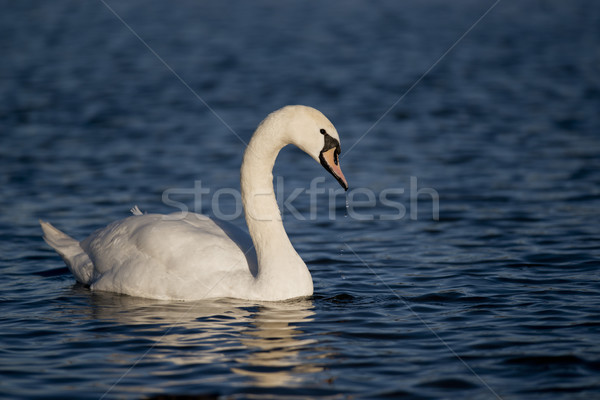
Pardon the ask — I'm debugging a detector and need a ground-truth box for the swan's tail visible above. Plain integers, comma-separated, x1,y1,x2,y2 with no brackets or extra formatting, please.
40,220,93,284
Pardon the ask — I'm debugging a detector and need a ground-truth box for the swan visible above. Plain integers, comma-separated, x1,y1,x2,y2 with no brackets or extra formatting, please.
40,105,348,301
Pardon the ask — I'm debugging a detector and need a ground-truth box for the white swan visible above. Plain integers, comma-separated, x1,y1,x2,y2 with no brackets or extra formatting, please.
40,105,348,301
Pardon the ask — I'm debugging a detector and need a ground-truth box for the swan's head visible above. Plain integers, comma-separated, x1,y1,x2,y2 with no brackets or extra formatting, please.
276,105,348,190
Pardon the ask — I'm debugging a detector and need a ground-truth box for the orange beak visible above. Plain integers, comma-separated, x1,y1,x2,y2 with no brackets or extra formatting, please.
320,147,348,190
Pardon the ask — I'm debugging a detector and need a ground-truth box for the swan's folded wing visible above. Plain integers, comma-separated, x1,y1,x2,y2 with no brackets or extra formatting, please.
79,213,254,300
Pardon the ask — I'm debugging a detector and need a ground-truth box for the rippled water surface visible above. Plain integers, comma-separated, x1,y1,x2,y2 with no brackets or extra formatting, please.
2,1,600,399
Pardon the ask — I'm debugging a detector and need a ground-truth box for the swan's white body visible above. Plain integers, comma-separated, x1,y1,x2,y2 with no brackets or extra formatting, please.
41,106,347,301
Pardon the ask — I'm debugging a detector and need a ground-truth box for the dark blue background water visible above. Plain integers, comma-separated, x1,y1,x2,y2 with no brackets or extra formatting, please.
1,1,600,399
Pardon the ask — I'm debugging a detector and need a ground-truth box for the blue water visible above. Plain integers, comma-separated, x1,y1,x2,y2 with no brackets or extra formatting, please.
2,1,600,399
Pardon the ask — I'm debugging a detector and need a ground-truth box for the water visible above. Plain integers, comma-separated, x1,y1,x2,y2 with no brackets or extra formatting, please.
1,1,600,399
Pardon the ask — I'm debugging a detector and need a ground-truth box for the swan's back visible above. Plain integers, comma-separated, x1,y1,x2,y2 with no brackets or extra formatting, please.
43,213,258,300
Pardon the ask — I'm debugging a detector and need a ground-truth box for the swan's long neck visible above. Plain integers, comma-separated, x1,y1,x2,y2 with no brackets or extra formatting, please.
240,121,313,299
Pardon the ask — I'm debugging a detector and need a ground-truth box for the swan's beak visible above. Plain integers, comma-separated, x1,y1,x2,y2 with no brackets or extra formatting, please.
319,147,348,191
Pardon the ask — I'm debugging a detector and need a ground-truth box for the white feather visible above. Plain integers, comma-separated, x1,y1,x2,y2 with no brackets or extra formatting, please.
130,205,143,216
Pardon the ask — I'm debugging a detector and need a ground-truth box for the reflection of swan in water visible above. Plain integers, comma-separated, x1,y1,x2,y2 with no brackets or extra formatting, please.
82,292,256,365
81,292,325,389
231,300,324,387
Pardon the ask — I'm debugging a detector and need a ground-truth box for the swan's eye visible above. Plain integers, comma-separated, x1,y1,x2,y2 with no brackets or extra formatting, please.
320,129,326,135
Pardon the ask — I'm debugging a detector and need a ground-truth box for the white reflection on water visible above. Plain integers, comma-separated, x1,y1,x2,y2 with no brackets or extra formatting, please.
231,300,322,387
81,290,323,390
